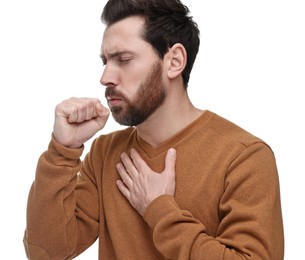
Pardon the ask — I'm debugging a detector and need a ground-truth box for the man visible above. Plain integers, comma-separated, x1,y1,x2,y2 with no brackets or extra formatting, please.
24,0,284,259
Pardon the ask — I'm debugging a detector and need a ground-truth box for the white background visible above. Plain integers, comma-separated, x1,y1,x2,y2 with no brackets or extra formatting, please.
0,0,304,259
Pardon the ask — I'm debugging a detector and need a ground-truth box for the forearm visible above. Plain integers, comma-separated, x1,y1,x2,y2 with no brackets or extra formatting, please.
24,136,83,260
143,144,284,260
144,195,233,259
144,195,283,260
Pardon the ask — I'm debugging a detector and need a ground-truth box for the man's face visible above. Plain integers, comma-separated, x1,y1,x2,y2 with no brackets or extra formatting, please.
100,16,167,126
105,61,166,126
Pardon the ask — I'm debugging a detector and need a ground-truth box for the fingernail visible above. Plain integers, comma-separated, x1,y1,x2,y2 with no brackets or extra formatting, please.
169,148,176,155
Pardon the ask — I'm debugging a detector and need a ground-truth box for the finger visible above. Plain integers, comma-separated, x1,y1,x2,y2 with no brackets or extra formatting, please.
70,98,100,123
94,102,110,129
164,148,176,176
120,152,139,180
116,180,131,201
55,99,78,122
129,148,150,174
116,162,133,188
163,148,176,195
60,98,102,123
65,98,89,123
82,98,108,121
95,101,109,117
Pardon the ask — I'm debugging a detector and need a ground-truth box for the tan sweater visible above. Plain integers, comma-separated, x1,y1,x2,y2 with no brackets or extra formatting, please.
24,111,284,259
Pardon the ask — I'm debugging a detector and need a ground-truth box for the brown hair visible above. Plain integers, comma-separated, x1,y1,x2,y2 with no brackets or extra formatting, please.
101,0,200,88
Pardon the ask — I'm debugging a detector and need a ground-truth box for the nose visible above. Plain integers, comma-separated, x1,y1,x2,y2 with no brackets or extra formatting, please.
100,64,118,88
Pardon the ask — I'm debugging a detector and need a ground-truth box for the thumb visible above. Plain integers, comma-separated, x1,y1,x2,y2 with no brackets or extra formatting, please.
95,103,110,129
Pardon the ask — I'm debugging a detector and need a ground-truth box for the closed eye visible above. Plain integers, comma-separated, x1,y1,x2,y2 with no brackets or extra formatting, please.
118,57,132,64
100,51,134,66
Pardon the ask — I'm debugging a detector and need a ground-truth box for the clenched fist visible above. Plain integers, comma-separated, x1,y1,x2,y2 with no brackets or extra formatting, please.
53,97,110,148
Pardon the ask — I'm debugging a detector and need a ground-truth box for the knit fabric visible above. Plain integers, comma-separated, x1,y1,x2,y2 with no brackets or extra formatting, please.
24,111,284,259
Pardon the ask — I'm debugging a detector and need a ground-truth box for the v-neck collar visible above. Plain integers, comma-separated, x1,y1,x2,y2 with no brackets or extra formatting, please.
134,110,213,159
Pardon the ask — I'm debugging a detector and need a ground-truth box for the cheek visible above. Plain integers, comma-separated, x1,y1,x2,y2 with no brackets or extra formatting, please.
121,68,147,94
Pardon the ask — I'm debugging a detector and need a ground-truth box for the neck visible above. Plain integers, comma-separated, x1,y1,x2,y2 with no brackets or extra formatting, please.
136,90,203,148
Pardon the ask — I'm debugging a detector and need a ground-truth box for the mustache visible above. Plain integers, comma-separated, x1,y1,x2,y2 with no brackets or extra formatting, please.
105,88,125,99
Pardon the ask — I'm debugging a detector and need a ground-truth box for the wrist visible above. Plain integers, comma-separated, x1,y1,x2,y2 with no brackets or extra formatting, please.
49,134,84,162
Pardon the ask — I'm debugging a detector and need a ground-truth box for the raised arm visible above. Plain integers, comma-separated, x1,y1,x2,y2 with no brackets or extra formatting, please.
24,98,109,259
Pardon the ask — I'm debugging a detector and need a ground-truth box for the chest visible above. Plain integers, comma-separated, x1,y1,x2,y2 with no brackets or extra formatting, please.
99,147,227,237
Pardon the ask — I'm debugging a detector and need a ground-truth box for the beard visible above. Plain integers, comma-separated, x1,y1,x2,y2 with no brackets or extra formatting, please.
105,61,166,126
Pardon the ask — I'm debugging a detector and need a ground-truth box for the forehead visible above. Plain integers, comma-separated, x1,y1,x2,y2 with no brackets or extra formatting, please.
101,16,150,56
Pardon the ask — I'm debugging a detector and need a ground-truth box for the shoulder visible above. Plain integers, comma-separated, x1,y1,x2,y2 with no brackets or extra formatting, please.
206,111,267,149
207,111,271,154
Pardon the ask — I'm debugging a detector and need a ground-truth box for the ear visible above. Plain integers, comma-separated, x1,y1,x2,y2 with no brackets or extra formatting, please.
167,43,187,80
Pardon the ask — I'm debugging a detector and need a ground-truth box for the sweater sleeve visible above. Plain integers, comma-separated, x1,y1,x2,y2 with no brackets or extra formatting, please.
23,136,99,260
143,143,284,260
